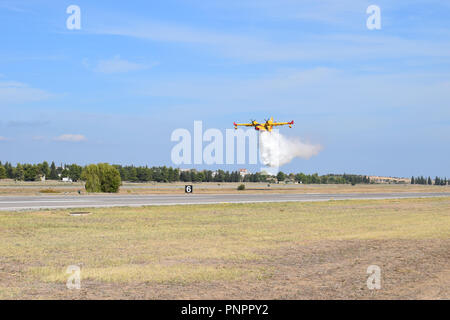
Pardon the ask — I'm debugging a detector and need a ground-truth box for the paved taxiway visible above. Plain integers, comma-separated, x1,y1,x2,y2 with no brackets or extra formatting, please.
0,192,449,211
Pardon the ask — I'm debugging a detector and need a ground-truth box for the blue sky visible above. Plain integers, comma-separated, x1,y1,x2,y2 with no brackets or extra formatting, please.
0,0,449,177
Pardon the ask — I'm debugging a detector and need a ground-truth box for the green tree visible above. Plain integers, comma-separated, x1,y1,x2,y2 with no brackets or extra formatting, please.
48,161,59,180
277,171,286,182
15,164,24,181
128,167,138,182
68,164,83,182
195,171,205,182
0,165,6,179
311,173,320,184
23,164,38,181
60,166,69,180
39,161,50,178
82,163,121,193
295,173,306,184
97,163,122,193
81,164,102,192
4,162,14,178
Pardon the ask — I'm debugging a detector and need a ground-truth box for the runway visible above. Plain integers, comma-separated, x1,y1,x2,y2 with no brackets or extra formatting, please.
0,192,449,211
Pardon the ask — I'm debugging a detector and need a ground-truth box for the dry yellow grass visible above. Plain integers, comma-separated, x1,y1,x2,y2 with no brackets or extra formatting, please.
1,180,449,196
0,197,449,299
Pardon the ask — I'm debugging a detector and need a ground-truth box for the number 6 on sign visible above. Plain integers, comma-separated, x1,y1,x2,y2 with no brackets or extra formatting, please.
185,185,193,193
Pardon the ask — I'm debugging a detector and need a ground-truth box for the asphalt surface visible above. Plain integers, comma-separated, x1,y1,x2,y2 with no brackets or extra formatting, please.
0,192,449,211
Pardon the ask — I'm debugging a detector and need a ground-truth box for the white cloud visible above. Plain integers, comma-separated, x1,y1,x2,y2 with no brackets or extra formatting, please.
54,134,87,142
0,80,52,104
0,136,10,141
133,67,450,120
0,2,26,13
94,20,450,63
202,0,370,24
94,55,156,74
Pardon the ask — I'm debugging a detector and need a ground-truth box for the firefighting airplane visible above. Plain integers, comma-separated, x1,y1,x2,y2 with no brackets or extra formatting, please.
233,117,294,132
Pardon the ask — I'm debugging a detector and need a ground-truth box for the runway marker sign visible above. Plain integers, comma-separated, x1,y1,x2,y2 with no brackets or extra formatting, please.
185,185,193,194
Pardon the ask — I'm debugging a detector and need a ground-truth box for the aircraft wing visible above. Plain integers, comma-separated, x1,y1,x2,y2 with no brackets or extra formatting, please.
272,120,294,126
233,122,259,127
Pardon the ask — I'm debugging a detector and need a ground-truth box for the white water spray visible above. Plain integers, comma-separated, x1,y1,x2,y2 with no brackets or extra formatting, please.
259,130,322,167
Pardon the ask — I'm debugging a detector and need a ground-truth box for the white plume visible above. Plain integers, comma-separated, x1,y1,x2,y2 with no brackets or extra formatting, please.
259,130,322,167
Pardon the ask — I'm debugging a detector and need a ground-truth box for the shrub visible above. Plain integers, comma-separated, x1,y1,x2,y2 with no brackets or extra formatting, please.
39,189,60,194
97,163,122,193
237,184,245,191
82,164,102,192
81,163,121,193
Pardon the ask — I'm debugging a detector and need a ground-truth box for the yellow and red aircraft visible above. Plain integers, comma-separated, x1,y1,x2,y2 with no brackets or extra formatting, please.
233,117,294,132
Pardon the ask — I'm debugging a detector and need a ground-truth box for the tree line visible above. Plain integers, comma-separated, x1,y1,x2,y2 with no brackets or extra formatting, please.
0,161,373,185
1,161,447,186
114,165,373,184
0,161,82,182
411,176,448,185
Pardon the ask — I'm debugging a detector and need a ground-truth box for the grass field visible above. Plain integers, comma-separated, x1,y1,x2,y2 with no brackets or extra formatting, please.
0,197,449,299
